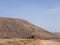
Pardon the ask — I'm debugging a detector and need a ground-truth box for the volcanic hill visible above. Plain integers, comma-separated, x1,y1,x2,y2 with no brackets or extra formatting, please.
0,17,60,39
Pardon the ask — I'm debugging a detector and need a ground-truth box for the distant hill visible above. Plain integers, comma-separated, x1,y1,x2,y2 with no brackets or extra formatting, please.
0,17,60,39
54,32,60,36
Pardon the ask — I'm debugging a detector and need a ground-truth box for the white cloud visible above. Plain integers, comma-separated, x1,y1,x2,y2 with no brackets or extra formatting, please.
43,8,60,15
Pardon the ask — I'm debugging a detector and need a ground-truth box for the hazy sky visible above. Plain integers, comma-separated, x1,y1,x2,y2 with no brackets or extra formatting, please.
0,0,60,32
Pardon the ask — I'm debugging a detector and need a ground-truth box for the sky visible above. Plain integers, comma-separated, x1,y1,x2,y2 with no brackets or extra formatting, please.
0,0,60,32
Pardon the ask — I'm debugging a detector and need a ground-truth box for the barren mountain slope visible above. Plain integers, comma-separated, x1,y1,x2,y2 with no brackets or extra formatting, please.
0,17,60,39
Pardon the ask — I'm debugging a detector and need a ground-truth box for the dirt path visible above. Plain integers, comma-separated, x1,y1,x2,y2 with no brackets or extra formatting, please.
41,40,60,45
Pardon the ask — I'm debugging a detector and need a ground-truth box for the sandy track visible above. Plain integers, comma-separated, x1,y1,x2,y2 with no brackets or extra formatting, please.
41,40,60,45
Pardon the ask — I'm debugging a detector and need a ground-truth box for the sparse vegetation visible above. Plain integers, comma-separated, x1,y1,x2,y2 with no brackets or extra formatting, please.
0,39,59,45
5,37,10,39
0,39,42,45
